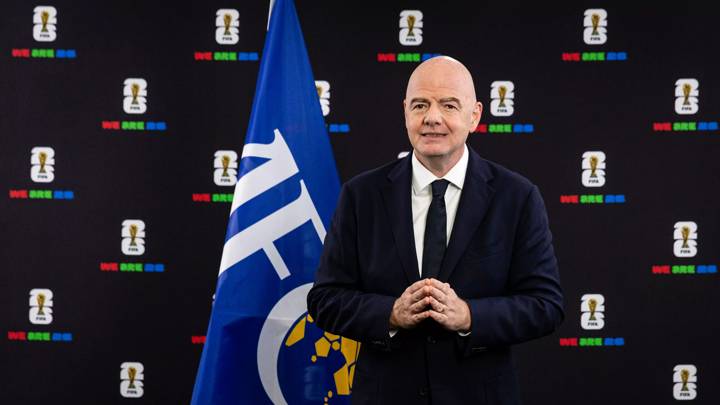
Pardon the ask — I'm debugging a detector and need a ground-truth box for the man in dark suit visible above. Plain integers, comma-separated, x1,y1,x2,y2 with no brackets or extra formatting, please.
307,56,563,404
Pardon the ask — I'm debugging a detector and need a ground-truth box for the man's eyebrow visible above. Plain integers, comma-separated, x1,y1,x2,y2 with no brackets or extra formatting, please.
439,97,462,105
409,97,462,105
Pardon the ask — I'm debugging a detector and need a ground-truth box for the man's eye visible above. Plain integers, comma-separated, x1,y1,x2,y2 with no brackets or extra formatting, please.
413,104,427,110
444,104,457,110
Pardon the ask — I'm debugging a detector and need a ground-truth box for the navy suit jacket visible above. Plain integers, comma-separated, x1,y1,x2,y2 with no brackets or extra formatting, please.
307,147,564,405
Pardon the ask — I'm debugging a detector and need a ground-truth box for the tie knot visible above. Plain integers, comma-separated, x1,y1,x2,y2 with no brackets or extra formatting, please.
431,179,450,198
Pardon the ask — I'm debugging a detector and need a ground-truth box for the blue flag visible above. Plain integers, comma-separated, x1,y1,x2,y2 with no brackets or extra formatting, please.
191,0,356,403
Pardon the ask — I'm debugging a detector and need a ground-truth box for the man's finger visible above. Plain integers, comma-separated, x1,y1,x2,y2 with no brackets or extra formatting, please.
427,296,445,312
412,310,431,323
444,282,459,298
427,310,449,325
424,285,447,303
403,282,425,301
428,279,453,295
409,297,432,314
409,286,428,303
407,279,428,293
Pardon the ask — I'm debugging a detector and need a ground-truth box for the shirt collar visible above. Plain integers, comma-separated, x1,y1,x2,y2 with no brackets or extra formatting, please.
411,144,468,194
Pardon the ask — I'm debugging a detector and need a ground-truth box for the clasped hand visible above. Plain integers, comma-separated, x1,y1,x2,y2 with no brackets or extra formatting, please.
389,278,471,332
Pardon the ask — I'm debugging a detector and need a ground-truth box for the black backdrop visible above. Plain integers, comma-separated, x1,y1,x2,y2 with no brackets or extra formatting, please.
2,1,719,404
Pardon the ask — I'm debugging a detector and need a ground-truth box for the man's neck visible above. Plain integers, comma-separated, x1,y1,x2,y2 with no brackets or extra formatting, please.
414,147,464,178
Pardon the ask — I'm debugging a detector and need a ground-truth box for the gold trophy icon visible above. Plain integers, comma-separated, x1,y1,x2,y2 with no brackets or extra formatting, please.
128,367,137,389
221,155,231,177
38,152,48,174
588,298,597,321
129,224,138,246
316,84,323,99
498,86,507,108
36,294,46,316
589,156,599,178
681,226,690,249
223,13,232,36
41,11,50,32
591,14,600,36
682,83,692,106
131,83,140,105
680,369,690,391
406,15,416,37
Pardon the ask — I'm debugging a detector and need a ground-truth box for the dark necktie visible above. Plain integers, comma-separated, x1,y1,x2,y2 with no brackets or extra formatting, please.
422,179,450,279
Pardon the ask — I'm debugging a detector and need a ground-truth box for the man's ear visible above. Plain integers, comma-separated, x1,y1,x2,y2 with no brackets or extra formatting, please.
472,101,483,126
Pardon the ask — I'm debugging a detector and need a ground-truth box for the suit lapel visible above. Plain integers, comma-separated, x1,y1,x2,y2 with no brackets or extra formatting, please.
437,149,495,282
381,155,421,285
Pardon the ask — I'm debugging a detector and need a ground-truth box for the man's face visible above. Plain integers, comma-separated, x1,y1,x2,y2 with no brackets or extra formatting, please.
404,61,482,162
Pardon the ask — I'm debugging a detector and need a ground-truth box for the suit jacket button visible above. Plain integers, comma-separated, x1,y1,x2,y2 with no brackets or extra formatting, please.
419,387,429,396
426,336,436,344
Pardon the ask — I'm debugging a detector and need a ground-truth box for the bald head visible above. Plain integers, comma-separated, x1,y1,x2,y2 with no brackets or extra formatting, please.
405,56,477,103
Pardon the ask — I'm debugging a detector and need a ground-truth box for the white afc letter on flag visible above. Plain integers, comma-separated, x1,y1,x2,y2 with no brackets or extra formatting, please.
219,129,326,279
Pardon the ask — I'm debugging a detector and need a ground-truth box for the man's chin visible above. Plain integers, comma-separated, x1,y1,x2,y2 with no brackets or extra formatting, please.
415,146,450,159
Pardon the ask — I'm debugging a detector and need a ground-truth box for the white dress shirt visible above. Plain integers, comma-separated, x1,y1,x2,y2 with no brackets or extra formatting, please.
411,144,468,276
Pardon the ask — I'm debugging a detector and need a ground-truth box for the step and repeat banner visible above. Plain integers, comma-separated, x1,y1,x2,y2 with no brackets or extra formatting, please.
2,1,718,404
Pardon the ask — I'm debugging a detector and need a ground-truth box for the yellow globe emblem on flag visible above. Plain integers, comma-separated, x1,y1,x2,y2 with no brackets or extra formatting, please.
284,313,361,403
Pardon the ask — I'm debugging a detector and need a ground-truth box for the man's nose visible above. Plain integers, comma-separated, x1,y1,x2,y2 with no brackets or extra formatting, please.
422,103,442,126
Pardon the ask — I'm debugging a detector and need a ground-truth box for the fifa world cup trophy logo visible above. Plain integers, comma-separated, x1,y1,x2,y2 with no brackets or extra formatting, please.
589,156,599,178
316,84,323,99
588,298,597,321
128,367,137,389
591,13,600,36
406,15,416,37
682,83,692,106
131,83,140,105
129,224,138,246
680,369,690,391
37,293,46,315
39,152,48,173
681,226,690,248
498,86,507,108
41,11,50,32
223,13,232,36
221,155,230,177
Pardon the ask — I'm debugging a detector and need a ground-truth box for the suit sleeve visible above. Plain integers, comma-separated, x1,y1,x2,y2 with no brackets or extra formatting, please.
307,183,397,346
462,185,564,353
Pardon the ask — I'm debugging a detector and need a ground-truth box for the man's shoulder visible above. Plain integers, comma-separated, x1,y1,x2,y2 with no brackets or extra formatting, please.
343,157,404,191
472,155,545,218
473,152,536,194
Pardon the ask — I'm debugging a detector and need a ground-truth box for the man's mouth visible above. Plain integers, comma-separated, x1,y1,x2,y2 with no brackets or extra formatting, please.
421,132,447,137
